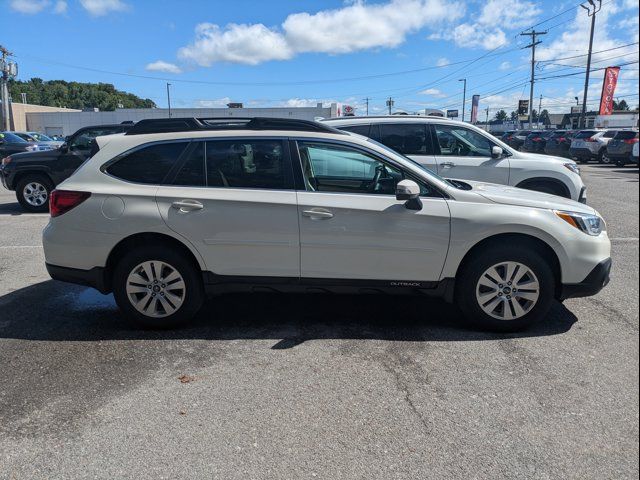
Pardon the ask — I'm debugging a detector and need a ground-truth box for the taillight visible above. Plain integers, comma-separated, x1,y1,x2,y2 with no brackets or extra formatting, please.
623,138,639,144
50,190,91,218
557,137,566,142
585,137,597,142
532,137,543,142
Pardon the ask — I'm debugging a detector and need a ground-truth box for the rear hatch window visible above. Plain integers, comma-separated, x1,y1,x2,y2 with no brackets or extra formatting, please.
575,131,598,139
613,131,638,140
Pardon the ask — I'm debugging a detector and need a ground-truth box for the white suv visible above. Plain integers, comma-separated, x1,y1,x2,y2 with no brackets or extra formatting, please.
569,129,618,164
323,117,587,203
43,117,611,332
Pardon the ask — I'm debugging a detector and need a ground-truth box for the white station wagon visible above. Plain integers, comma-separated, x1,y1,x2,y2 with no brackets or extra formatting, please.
43,118,611,331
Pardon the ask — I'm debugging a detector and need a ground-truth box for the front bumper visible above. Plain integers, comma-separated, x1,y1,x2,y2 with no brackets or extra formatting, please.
559,258,612,300
0,166,12,190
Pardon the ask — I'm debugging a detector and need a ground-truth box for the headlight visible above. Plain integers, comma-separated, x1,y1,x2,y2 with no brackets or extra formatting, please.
25,145,39,152
564,163,580,175
555,210,605,236
1,156,11,166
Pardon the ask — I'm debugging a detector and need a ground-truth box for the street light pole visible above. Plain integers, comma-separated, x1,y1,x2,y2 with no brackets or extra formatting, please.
459,78,467,122
166,83,172,118
579,0,601,129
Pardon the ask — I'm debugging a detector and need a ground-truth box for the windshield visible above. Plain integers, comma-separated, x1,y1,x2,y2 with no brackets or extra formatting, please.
366,137,461,188
30,132,54,142
0,132,27,143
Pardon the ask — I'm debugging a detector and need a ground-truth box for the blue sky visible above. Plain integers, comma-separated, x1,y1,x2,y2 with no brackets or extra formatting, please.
3,0,639,118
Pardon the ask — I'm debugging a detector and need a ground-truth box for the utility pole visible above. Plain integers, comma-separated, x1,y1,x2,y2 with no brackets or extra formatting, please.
0,45,17,131
364,97,370,116
485,107,490,132
458,78,467,122
521,30,547,128
166,82,172,118
579,0,601,128
386,97,394,115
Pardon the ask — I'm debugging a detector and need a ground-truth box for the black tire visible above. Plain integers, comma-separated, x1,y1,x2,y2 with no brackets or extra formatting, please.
599,151,613,165
15,174,53,213
578,158,588,164
112,245,204,329
615,160,626,168
456,246,556,332
519,181,568,198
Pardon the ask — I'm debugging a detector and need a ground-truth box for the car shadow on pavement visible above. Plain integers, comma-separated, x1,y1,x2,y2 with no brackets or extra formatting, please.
0,201,40,216
0,280,578,347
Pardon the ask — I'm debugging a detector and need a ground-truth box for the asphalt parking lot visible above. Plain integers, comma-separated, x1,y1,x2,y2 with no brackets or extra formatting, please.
0,165,638,479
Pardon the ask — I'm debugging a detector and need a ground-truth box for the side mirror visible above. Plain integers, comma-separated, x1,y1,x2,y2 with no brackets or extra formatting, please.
396,179,422,211
491,146,503,159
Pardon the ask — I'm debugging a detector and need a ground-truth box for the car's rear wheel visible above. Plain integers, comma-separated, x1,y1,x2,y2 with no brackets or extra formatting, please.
112,246,204,328
456,246,555,332
600,152,613,165
16,174,53,213
615,159,627,167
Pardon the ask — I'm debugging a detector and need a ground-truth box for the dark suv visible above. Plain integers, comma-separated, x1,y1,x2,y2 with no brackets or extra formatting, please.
544,130,576,157
0,123,132,212
606,130,639,167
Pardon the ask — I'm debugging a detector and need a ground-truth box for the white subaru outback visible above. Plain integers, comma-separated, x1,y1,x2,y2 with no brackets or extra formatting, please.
43,118,611,332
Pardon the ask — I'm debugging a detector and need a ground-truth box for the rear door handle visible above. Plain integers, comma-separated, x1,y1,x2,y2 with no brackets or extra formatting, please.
302,209,334,220
441,161,456,168
172,200,204,212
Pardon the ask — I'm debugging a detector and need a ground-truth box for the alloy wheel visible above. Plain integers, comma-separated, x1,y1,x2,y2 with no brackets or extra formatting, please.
126,260,186,318
23,182,48,207
475,261,540,321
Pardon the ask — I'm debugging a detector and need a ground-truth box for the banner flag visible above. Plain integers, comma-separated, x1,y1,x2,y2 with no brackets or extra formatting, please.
471,95,480,123
599,67,621,115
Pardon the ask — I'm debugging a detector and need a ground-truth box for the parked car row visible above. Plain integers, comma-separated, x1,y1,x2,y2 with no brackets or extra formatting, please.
36,117,610,333
500,128,639,166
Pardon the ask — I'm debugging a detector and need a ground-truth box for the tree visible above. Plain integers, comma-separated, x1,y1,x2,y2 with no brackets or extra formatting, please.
539,109,550,126
494,109,508,121
613,99,629,111
510,111,518,121
8,78,156,111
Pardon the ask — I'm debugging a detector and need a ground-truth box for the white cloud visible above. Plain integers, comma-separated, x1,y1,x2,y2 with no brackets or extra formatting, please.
194,97,233,108
53,0,67,13
178,23,294,66
430,0,538,50
436,57,450,66
9,0,50,14
176,0,463,67
419,88,447,98
79,0,128,16
145,60,183,74
478,0,541,29
499,61,511,71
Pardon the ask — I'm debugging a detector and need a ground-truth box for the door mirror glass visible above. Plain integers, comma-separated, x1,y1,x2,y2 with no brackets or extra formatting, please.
491,146,503,158
395,179,420,200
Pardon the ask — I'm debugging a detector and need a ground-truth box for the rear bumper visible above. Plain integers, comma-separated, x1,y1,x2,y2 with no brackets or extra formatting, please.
559,258,612,301
46,263,110,293
570,147,598,158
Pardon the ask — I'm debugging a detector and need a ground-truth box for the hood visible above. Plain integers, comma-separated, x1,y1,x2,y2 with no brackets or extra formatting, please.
7,148,60,162
464,180,596,215
513,150,575,166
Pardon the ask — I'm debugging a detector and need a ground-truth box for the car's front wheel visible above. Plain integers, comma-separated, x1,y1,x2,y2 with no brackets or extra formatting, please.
456,246,555,332
112,246,204,328
16,174,53,213
600,152,613,165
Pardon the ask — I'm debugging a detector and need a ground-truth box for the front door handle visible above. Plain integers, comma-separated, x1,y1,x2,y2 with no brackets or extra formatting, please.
172,200,204,212
302,209,334,220
441,161,456,168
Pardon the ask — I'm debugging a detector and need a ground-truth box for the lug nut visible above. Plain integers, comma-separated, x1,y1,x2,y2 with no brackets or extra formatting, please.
507,295,512,300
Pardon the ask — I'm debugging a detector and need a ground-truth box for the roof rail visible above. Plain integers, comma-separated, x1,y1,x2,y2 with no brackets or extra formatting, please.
125,117,346,136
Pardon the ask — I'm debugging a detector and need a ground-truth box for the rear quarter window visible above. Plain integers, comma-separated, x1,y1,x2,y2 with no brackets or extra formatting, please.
339,124,372,137
105,142,188,184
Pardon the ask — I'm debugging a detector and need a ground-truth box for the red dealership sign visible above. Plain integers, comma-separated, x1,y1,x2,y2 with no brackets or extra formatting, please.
598,67,621,115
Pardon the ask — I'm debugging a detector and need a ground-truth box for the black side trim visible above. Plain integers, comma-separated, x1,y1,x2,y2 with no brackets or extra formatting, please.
46,264,109,294
579,186,587,204
559,258,612,301
202,272,455,299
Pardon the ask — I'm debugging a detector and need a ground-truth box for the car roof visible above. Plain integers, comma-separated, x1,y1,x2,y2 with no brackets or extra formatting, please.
323,116,462,125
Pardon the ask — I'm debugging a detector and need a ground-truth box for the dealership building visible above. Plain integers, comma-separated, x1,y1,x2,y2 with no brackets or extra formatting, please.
19,103,342,137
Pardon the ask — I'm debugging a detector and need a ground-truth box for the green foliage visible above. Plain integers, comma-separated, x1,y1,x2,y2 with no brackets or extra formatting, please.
8,78,156,111
613,99,630,111
494,109,508,121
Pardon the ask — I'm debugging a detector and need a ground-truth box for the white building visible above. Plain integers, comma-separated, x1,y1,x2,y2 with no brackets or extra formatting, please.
26,103,342,136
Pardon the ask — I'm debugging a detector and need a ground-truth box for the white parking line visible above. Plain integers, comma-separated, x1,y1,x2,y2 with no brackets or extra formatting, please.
0,245,43,249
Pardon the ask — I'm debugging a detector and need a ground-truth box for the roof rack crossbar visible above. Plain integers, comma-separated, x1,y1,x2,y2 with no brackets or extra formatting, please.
125,117,345,136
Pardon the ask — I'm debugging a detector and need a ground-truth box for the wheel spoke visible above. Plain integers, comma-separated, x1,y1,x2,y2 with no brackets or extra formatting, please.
164,269,181,284
510,298,526,318
141,262,155,282
126,260,186,318
127,285,149,294
515,291,538,302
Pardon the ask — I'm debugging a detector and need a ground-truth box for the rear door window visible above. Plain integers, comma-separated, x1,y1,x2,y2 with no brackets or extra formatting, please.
603,130,618,138
378,123,434,155
206,139,292,190
106,142,188,184
614,131,638,140
171,142,206,187
339,124,371,137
